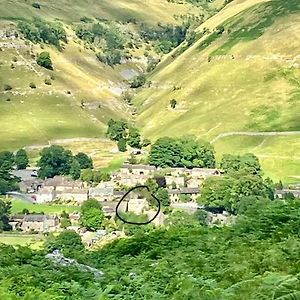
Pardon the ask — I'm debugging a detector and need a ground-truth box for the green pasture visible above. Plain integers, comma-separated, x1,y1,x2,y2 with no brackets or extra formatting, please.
11,198,79,215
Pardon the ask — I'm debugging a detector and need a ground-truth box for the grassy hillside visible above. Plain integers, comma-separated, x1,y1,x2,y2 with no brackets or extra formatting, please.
0,0,202,24
0,0,222,151
134,0,300,183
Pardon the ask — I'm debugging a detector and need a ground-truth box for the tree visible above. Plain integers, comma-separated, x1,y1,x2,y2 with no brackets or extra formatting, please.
32,2,41,9
118,138,127,152
0,152,18,195
60,211,71,229
45,230,84,254
149,136,215,168
106,119,128,142
37,145,73,179
221,153,261,176
127,127,141,149
142,138,151,147
155,188,170,207
15,149,29,170
199,173,273,214
75,152,93,169
130,74,146,88
0,200,12,231
170,99,177,109
80,199,104,231
70,159,81,180
36,52,53,70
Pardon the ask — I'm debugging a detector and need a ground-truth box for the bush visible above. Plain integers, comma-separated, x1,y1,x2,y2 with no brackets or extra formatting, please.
130,74,146,88
37,52,53,70
3,84,12,91
29,82,36,89
32,2,41,9
44,78,52,85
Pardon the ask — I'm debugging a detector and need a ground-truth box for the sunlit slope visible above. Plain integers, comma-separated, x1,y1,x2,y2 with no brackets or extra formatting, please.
0,0,201,24
135,0,300,182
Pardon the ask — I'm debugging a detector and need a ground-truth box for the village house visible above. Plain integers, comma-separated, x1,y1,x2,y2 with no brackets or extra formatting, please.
35,186,56,203
44,176,86,191
275,189,300,198
89,186,114,202
165,176,185,189
118,164,156,176
186,178,200,188
33,176,88,203
10,214,60,233
127,198,149,215
190,168,222,178
168,187,200,203
19,179,43,193
56,189,89,203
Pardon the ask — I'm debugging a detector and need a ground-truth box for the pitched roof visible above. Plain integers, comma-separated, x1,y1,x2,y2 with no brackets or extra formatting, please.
23,214,57,222
168,187,200,195
122,164,156,171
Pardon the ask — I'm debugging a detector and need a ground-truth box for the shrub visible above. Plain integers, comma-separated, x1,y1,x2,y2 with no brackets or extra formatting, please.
130,74,146,88
3,84,12,91
32,2,41,9
170,99,177,109
29,82,36,89
44,78,52,85
37,52,53,70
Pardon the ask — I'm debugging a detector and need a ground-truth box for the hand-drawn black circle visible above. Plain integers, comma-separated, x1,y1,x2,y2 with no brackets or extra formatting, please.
115,185,161,225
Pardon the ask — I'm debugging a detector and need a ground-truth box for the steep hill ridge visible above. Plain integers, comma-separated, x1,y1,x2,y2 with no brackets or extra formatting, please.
134,0,300,182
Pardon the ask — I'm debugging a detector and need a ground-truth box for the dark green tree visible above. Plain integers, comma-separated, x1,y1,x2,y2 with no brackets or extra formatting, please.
130,74,146,88
15,149,29,170
221,153,261,175
0,200,12,231
106,119,128,142
70,159,81,180
118,138,127,152
155,187,170,207
36,52,53,70
170,99,177,109
37,145,73,179
149,136,215,168
75,152,93,169
80,199,104,231
127,127,141,149
60,211,71,229
45,230,84,254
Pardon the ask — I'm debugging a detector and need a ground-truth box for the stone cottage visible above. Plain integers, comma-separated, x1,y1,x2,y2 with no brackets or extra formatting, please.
168,187,200,203
11,214,60,233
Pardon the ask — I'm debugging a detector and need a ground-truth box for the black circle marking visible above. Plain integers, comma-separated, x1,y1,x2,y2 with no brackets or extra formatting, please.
115,185,161,225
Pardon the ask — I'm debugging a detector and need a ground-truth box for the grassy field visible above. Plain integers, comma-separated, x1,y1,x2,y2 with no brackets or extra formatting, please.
214,134,300,184
10,199,79,215
0,0,203,24
134,0,300,182
0,233,45,249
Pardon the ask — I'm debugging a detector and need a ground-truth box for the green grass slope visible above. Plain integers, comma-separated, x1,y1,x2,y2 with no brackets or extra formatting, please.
135,0,300,183
0,0,211,150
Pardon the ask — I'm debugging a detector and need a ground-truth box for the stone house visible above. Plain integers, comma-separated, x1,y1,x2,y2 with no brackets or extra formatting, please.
165,176,185,189
11,214,60,233
35,186,56,203
44,176,85,191
168,187,200,203
169,168,188,177
89,187,114,202
56,189,88,203
119,164,156,176
190,168,222,178
275,189,300,198
34,176,88,203
19,179,43,193
127,198,149,215
186,178,200,188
